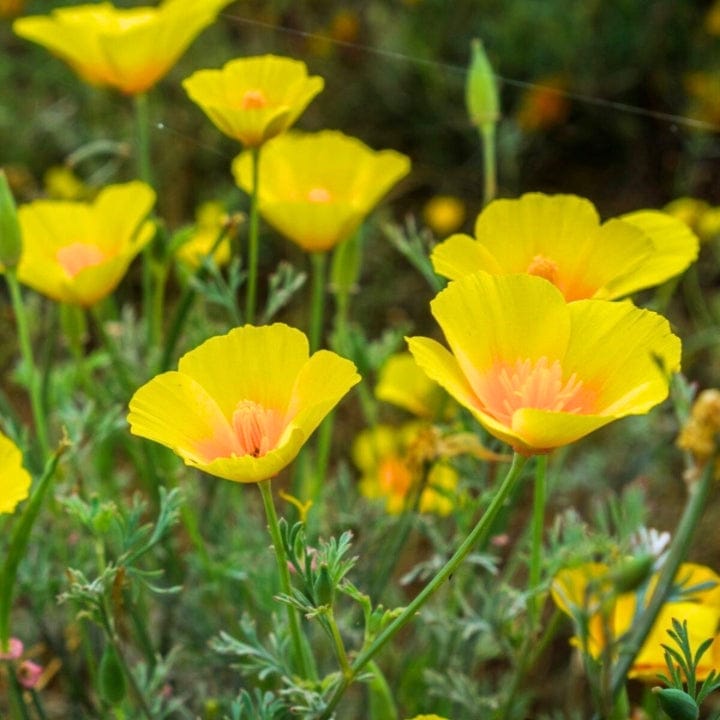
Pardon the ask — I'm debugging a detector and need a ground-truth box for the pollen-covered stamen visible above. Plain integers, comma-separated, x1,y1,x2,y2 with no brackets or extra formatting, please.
526,254,560,285
240,89,268,110
231,400,284,457
476,357,596,426
56,242,105,277
307,187,332,203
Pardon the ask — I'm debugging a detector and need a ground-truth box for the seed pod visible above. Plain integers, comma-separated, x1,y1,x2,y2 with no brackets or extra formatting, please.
98,643,126,705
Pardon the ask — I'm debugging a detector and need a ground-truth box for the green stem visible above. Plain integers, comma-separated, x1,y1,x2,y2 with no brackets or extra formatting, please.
317,453,529,719
326,608,352,677
258,479,315,679
480,122,497,207
0,443,66,651
91,307,134,396
5,270,50,460
309,251,328,353
245,146,261,324
8,668,32,720
605,458,715,709
528,454,547,630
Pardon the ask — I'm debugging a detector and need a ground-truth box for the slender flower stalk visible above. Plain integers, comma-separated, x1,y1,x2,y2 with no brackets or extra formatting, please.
317,453,528,719
0,441,66,651
309,251,327,353
480,123,497,207
245,147,261,323
4,269,49,460
528,454,548,630
258,479,315,679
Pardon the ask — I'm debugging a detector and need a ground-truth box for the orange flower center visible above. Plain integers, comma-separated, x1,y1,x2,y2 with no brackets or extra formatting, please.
231,400,284,457
476,357,596,426
307,187,332,203
526,254,560,285
378,456,413,498
56,242,105,277
240,89,269,110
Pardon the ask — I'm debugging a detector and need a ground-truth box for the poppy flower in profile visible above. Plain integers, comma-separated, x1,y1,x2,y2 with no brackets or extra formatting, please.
15,181,155,307
183,55,324,148
431,193,698,301
551,561,720,681
407,272,681,455
0,432,31,515
232,130,411,252
128,324,360,483
13,0,232,95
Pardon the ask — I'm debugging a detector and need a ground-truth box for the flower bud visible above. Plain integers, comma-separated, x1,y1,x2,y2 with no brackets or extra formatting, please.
608,554,654,594
98,644,126,704
17,660,42,689
652,687,699,720
466,39,500,128
314,563,334,607
0,170,22,269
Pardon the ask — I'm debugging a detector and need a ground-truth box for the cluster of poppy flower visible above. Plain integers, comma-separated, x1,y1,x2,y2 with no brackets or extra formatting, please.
0,0,714,705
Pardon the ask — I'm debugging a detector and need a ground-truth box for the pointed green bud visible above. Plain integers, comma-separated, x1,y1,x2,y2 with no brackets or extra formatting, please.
98,643,126,705
466,39,500,128
653,687,699,720
0,170,22,270
608,554,654,594
314,562,334,607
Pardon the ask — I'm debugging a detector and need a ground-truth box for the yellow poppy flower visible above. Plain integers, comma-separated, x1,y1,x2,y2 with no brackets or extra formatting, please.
375,352,451,420
406,716,451,720
552,562,720,681
407,272,680,455
15,181,155,307
13,0,232,95
0,432,31,514
352,424,458,515
176,201,233,269
431,193,698,301
233,130,411,252
128,324,360,483
183,55,324,148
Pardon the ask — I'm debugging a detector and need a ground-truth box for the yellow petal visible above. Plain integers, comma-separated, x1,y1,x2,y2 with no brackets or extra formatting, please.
0,432,31,514
128,371,235,465
431,232,501,280
177,324,311,419
91,181,156,252
613,210,700,296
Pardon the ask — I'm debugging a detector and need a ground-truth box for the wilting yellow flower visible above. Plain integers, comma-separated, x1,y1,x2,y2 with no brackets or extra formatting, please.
407,272,680,455
422,195,466,237
176,201,233,269
16,182,155,307
677,388,720,482
128,324,360,483
0,432,31,514
431,193,699,301
183,55,324,148
13,0,231,95
376,352,451,420
353,424,458,515
233,130,410,252
516,76,570,132
552,562,720,681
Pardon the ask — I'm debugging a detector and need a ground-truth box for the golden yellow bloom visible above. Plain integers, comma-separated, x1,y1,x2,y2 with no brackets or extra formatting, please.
183,55,324,148
128,324,360,483
406,716,451,720
14,0,231,95
552,562,720,681
432,193,699,301
665,197,720,243
233,130,410,252
407,272,680,454
352,424,458,515
176,201,233,269
16,182,155,307
422,195,466,237
375,352,451,420
0,432,31,514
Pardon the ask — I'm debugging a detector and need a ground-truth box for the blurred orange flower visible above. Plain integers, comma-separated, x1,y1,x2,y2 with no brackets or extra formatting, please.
233,130,410,252
13,0,232,95
516,77,570,132
183,55,324,148
16,181,155,307
128,324,360,483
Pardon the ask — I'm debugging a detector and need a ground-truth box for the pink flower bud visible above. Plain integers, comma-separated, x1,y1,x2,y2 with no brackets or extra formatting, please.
0,637,24,660
18,660,43,689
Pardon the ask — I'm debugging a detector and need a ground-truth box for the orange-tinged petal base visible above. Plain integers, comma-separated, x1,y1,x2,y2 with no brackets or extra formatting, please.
56,242,105,277
231,400,284,458
240,89,268,109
